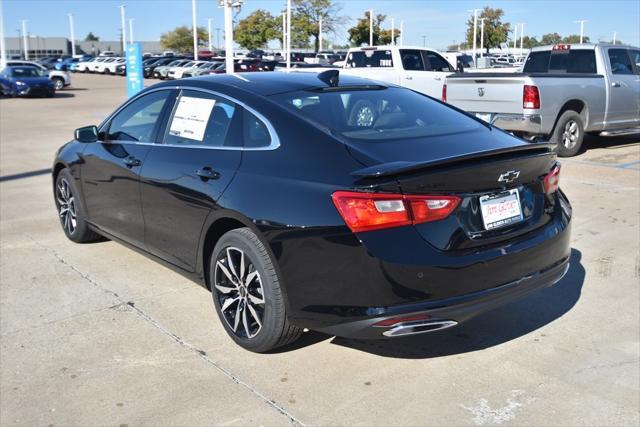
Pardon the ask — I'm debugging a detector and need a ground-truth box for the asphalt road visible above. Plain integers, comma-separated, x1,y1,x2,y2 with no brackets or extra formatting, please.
1,74,639,426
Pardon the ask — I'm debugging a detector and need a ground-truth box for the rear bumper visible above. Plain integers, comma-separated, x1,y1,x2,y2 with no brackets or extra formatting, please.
316,257,569,339
479,113,542,135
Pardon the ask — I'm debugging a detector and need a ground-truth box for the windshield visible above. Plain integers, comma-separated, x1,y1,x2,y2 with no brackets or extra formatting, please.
271,87,482,141
10,67,42,78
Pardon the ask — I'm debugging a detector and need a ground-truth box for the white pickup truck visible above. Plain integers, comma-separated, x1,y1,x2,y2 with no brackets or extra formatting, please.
443,43,640,156
340,45,460,99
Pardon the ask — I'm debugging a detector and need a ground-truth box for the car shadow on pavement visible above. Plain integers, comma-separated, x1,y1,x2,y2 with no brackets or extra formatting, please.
52,93,76,99
579,134,639,155
305,248,585,358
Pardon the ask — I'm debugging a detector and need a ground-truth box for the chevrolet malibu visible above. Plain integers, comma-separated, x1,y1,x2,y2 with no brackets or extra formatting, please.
52,71,572,352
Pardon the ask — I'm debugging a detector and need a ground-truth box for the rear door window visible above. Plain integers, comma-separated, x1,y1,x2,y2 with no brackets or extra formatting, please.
423,51,453,72
400,49,425,71
608,48,634,75
346,50,394,68
629,49,640,75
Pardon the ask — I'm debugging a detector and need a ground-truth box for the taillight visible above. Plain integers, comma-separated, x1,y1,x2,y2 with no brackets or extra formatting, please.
523,85,540,109
331,191,460,233
543,164,561,194
441,83,447,102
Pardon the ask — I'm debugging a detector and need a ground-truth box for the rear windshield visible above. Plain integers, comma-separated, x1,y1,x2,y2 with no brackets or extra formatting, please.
523,49,597,73
271,87,482,141
346,50,394,68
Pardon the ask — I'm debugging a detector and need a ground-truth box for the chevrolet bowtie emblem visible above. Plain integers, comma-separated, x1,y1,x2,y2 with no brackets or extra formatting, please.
498,170,520,183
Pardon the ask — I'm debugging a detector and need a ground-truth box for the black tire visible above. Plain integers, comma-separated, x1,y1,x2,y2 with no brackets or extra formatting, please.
54,169,102,243
551,110,585,157
52,77,64,90
209,227,302,352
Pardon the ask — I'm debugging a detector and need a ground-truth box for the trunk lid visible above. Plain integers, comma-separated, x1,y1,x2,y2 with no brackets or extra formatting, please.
346,128,557,251
445,73,527,114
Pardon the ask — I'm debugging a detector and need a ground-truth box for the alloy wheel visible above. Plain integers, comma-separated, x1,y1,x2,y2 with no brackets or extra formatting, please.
56,178,77,235
214,247,265,339
562,120,579,149
54,79,64,90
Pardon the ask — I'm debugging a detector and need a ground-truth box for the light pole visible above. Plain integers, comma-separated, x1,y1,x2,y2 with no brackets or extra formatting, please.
467,9,480,66
575,19,587,43
207,18,213,51
224,0,234,73
0,0,6,68
399,21,404,47
216,27,221,50
281,13,286,51
513,25,517,49
68,13,76,57
318,17,322,52
612,31,616,44
286,0,291,70
519,23,525,53
21,20,28,60
119,5,126,55
129,18,134,45
479,17,485,57
422,35,426,47
369,9,374,46
191,0,198,60
391,18,394,46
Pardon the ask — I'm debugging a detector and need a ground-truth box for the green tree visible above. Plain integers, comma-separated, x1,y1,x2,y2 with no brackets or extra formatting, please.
287,0,346,52
540,32,562,45
562,34,590,44
160,26,208,53
234,9,279,50
348,11,399,46
84,32,99,42
521,36,540,49
465,7,510,52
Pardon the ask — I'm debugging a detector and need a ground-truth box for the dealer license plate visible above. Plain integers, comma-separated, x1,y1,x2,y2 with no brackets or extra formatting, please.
479,189,523,230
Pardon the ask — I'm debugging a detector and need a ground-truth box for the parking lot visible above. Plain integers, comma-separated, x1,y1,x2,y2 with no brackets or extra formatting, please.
1,73,639,425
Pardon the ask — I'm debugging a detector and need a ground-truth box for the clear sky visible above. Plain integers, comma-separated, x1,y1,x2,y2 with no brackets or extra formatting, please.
2,0,639,50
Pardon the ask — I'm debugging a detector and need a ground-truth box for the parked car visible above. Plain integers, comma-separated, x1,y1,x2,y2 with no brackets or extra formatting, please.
101,57,126,74
0,65,55,97
99,51,116,57
167,60,209,79
75,57,98,73
144,57,180,78
153,59,192,79
444,43,640,156
37,57,61,70
87,57,111,73
53,71,571,352
340,45,458,98
182,61,223,77
5,60,70,90
93,57,121,74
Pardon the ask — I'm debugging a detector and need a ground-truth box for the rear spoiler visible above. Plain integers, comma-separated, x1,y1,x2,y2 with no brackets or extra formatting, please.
351,142,555,179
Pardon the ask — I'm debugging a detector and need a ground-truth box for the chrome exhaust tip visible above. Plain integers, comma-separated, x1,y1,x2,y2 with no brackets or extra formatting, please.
382,320,458,337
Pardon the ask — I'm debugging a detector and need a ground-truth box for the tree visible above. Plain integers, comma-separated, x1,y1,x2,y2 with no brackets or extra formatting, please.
541,32,562,45
84,32,99,42
465,7,510,52
234,9,279,50
347,11,399,46
562,34,590,44
521,36,540,49
290,0,346,52
160,26,208,53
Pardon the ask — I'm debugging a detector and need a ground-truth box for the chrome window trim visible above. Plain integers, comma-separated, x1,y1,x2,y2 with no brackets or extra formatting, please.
98,86,280,151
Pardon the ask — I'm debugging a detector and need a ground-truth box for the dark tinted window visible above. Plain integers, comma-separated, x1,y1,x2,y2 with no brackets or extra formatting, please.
243,110,271,148
608,49,633,75
165,90,236,147
107,90,172,142
400,49,425,71
346,49,393,68
271,87,481,141
524,50,596,73
10,67,41,77
630,49,640,75
424,51,453,72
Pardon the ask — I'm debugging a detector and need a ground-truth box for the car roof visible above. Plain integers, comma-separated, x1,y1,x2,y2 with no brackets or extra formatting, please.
154,71,390,96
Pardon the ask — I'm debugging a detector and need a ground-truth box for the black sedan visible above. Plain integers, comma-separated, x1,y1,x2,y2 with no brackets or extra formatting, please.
52,71,572,352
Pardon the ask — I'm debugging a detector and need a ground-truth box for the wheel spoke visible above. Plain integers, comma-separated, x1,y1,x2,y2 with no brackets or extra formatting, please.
239,250,245,282
221,296,239,312
242,307,251,338
214,282,236,294
245,270,258,287
216,260,236,284
247,303,262,332
232,303,242,332
226,248,238,278
247,290,264,305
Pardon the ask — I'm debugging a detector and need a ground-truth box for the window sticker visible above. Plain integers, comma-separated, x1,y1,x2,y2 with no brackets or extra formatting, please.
169,96,216,141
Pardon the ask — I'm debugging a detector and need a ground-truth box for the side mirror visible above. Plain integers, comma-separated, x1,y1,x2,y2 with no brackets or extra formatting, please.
456,61,465,73
75,125,98,143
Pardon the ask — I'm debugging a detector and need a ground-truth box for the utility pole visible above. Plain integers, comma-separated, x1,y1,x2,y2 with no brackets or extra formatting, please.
129,18,134,45
520,23,525,53
191,0,198,60
21,20,28,60
575,19,587,44
467,9,480,66
513,25,517,49
318,17,322,52
0,0,6,68
216,27,221,50
68,13,76,57
399,21,404,47
281,13,286,50
207,18,212,51
286,0,291,70
479,17,485,57
612,31,616,44
119,5,126,55
391,18,394,46
369,9,374,46
224,0,234,73
422,35,426,47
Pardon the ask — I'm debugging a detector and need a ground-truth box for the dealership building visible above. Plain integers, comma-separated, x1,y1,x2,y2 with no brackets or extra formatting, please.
4,36,163,59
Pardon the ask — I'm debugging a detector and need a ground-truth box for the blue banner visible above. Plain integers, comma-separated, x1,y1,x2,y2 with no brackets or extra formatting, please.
126,43,143,97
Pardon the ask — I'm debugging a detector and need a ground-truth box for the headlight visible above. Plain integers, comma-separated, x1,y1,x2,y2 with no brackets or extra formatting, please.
15,81,26,86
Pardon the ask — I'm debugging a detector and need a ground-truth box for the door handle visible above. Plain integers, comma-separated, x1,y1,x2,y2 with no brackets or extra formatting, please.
405,76,413,80
123,156,141,168
611,82,622,87
435,77,442,81
196,167,220,181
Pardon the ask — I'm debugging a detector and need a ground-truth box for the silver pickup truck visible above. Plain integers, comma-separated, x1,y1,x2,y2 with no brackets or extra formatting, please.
444,44,640,156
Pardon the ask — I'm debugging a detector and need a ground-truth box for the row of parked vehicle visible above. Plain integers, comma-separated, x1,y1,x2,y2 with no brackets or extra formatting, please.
0,58,75,97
